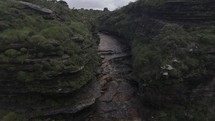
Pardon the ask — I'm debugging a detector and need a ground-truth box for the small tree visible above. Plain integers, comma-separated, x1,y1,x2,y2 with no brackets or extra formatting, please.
48,0,57,3
103,7,109,12
58,0,69,7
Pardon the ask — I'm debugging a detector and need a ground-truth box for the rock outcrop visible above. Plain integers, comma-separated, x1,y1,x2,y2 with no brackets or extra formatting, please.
19,1,53,14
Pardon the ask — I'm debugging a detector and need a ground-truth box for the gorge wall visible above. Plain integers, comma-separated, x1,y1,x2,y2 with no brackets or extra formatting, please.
99,0,215,120
0,0,100,120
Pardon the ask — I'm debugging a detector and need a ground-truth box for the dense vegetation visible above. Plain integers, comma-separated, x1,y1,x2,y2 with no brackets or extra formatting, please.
0,0,100,120
99,0,215,120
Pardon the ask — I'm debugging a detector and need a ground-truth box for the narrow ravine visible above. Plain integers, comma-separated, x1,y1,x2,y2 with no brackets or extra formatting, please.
89,33,142,121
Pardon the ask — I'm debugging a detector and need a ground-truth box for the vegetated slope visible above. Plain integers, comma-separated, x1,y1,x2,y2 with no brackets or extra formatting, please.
0,0,100,120
99,0,215,120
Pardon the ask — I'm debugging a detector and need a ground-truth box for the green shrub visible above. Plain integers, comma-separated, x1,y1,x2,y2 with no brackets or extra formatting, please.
16,54,29,64
40,26,72,41
70,21,88,35
0,21,9,31
20,48,28,53
0,109,8,118
4,49,18,58
139,0,165,6
0,28,32,43
29,34,47,44
16,71,33,82
2,112,19,121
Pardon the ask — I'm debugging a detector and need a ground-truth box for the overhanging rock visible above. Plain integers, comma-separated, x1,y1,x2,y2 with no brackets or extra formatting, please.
19,1,53,14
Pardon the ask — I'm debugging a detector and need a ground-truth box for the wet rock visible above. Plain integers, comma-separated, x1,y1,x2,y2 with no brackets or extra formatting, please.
99,81,118,102
98,50,115,55
112,93,132,102
102,65,111,75
97,68,101,73
117,82,136,93
128,107,141,121
100,79,107,87
98,102,118,113
100,55,105,59
100,75,112,82
100,76,112,92
113,82,136,102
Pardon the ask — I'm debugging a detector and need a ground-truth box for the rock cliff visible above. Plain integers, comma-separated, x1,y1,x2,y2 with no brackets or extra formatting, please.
0,0,100,120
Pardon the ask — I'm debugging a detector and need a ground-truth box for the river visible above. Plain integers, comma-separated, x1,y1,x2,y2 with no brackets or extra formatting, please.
89,33,142,121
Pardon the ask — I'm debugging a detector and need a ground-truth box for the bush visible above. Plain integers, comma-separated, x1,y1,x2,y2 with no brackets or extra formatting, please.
4,49,18,58
20,48,28,53
40,26,72,41
29,34,46,44
0,28,32,43
16,71,33,82
2,112,19,121
70,21,88,35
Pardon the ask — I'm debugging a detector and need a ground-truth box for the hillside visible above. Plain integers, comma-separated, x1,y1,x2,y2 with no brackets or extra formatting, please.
0,0,100,120
99,0,215,120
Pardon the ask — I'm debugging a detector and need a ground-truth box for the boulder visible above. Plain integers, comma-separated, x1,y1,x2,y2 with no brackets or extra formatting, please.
71,36,85,43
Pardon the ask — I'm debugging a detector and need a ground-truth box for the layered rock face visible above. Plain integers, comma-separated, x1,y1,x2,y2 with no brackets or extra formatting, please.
0,0,100,120
150,1,215,21
99,0,215,120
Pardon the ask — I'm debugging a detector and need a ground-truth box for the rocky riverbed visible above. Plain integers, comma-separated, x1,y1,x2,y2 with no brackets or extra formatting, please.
89,33,142,121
